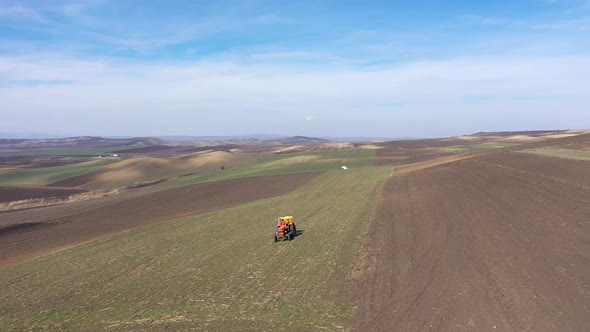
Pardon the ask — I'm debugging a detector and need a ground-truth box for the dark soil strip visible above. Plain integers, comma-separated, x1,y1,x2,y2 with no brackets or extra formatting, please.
0,172,322,266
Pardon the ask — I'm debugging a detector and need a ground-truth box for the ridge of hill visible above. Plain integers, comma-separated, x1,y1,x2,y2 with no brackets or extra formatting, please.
0,135,335,151
0,136,167,150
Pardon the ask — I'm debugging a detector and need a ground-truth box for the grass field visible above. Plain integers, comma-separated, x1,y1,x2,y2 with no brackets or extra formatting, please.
444,143,512,154
0,166,389,331
0,159,119,187
0,145,142,156
157,149,375,189
519,147,590,161
0,149,371,190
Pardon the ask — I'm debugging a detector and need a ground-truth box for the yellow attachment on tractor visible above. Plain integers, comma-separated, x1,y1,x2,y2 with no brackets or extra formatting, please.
282,216,293,224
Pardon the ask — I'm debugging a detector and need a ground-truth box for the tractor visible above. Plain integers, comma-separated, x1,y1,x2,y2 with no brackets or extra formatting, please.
274,216,297,242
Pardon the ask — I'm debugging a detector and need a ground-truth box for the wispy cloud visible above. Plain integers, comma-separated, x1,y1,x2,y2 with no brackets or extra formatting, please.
0,3,47,22
1,1,590,136
1,52,589,135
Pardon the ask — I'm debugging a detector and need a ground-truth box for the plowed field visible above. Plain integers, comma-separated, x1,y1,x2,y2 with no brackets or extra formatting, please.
354,153,590,331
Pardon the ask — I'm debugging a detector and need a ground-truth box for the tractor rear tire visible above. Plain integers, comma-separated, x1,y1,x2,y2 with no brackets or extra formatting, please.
288,232,293,241
291,223,297,237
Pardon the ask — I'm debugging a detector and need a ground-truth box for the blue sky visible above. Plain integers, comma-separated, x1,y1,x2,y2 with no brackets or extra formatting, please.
1,0,589,137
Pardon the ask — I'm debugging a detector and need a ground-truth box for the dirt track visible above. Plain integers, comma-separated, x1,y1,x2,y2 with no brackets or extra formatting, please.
0,172,321,266
354,153,590,331
0,186,88,203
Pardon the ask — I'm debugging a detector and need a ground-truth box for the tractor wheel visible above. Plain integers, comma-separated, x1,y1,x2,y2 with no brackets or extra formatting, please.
274,234,278,242
291,223,297,237
288,232,293,241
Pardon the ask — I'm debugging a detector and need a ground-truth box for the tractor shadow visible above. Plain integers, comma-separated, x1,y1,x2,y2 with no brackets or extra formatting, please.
294,229,305,237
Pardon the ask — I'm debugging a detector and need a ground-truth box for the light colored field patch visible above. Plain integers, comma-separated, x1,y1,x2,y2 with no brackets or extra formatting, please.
104,157,171,170
59,152,247,190
496,135,543,143
0,190,119,211
0,160,119,187
95,168,144,183
272,145,306,153
565,129,590,135
83,157,174,188
262,155,321,168
453,135,481,141
317,142,354,150
542,134,580,139
183,151,239,168
518,147,590,161
359,144,384,150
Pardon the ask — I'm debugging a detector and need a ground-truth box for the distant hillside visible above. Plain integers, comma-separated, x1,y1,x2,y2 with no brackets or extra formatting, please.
156,134,287,141
0,133,68,139
0,135,333,151
471,130,568,137
322,136,411,142
0,136,168,150
269,136,332,145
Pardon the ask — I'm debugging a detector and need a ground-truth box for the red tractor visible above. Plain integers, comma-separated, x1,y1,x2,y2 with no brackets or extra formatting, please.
274,216,297,242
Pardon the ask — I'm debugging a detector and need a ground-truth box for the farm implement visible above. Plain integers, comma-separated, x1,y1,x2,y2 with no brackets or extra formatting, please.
274,216,297,242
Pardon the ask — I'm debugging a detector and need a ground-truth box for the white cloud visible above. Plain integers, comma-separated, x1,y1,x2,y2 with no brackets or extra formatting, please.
1,52,589,136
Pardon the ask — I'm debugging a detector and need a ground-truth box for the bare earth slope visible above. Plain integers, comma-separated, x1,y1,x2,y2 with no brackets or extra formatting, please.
354,146,590,330
0,172,321,266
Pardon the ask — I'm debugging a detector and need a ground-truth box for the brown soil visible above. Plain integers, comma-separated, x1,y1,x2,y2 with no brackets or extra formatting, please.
375,149,455,167
478,152,590,189
353,151,590,331
0,156,88,168
561,141,590,151
113,145,177,154
374,131,590,167
374,138,476,166
0,172,321,266
0,186,88,203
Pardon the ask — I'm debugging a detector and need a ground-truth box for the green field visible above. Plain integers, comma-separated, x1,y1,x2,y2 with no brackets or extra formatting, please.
0,167,389,331
518,147,590,161
0,145,142,156
157,149,376,189
0,149,373,190
0,159,119,187
444,143,512,154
